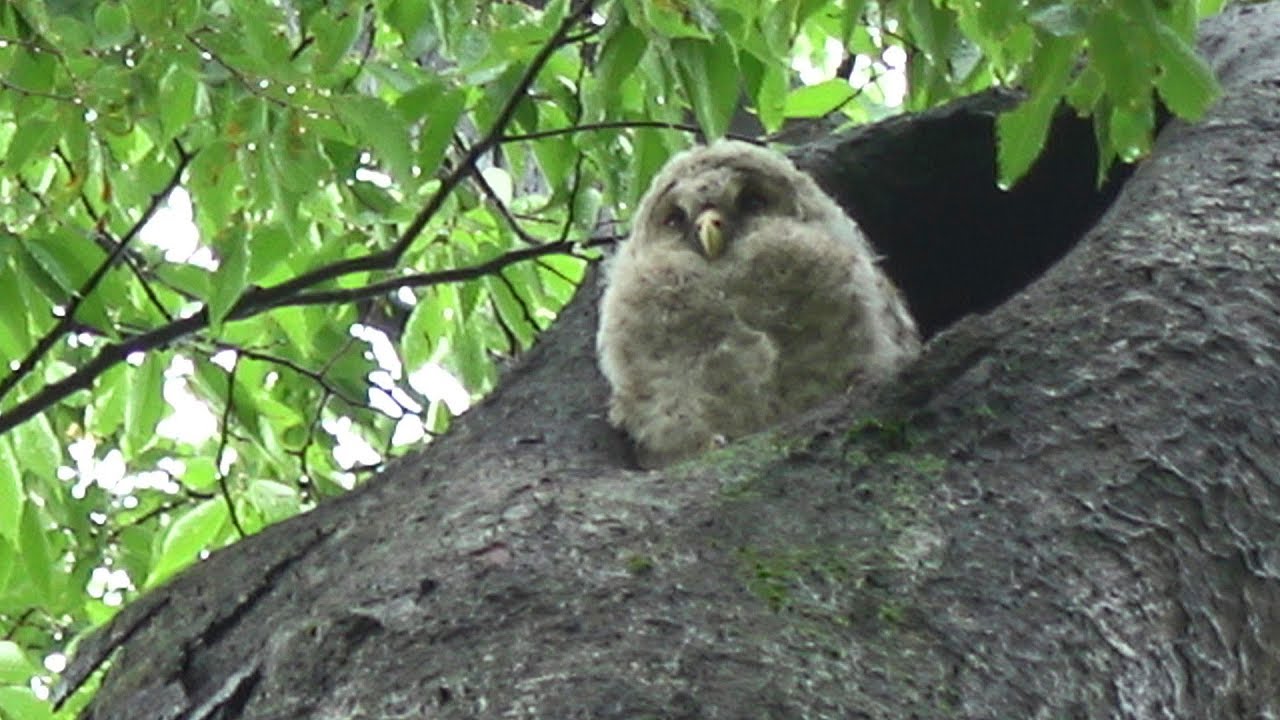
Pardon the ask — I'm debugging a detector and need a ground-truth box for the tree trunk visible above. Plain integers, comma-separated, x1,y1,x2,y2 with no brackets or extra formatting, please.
65,4,1280,718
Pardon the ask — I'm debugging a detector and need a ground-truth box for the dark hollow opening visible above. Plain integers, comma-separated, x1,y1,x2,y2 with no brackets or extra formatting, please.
794,91,1143,339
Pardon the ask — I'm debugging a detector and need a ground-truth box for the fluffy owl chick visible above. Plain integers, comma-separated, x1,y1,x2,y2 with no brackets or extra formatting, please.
598,140,920,468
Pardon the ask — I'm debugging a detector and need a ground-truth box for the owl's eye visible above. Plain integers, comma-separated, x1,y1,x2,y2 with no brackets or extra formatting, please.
662,207,688,229
736,187,768,214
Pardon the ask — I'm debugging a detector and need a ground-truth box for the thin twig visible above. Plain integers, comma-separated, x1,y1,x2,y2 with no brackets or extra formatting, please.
534,257,580,286
214,358,248,538
211,342,371,413
557,152,587,244
277,237,597,310
501,120,761,144
474,173,541,245
487,294,520,357
0,78,79,102
106,492,214,544
495,269,542,335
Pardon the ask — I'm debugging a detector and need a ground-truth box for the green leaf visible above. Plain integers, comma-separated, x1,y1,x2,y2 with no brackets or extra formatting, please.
486,275,537,348
246,479,301,523
244,223,292,285
10,413,60,483
0,539,13,605
0,439,21,544
403,286,451,370
841,0,869,45
1109,100,1153,161
783,79,856,118
182,457,219,492
597,22,648,102
572,186,605,234
1087,9,1148,105
754,63,788,131
159,64,200,142
1152,22,1219,120
19,503,53,604
87,363,128,438
93,1,134,46
1028,3,1088,37
227,0,292,72
154,264,213,306
208,237,251,329
536,255,585,304
1198,0,1228,16
146,499,228,588
396,83,466,179
628,0,712,39
1065,65,1104,113
116,525,155,590
672,36,740,139
47,15,91,53
341,97,415,186
629,130,672,205
187,142,242,236
996,99,1056,189
0,686,53,720
0,264,30,363
309,11,360,74
906,0,948,64
0,641,39,684
4,111,58,174
386,0,434,54
973,0,1017,36
124,352,168,455
9,46,57,95
124,0,169,34
996,34,1079,187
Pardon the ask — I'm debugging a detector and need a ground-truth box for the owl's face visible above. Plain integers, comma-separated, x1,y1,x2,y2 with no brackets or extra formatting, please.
632,142,812,260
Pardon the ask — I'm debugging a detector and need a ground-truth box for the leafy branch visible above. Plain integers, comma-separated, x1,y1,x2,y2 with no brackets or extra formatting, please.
0,141,194,406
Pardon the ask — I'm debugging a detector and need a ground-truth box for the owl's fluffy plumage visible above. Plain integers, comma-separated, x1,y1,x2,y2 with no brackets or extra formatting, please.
598,140,920,467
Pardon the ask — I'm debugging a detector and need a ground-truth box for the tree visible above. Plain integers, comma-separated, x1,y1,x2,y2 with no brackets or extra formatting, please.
0,0,1257,717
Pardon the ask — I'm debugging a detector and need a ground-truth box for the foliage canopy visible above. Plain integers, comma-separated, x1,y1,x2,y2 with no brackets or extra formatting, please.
0,0,1223,716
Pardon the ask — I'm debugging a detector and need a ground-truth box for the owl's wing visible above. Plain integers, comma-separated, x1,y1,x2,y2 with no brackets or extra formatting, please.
723,217,918,411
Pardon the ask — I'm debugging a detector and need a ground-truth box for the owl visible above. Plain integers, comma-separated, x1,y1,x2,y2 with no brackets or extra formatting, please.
597,140,921,468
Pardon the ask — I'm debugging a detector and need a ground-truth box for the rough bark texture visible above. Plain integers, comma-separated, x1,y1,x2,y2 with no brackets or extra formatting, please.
66,5,1280,718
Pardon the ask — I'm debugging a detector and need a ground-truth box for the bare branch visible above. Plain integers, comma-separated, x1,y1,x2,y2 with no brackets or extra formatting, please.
501,120,762,144
211,343,370,413
277,237,603,310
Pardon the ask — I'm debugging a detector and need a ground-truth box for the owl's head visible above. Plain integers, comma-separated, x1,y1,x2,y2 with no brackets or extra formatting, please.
630,140,826,260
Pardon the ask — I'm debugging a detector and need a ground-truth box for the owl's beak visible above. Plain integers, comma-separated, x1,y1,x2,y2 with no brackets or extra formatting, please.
695,208,725,259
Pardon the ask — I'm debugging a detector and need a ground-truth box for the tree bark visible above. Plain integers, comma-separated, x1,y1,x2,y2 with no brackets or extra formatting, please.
65,4,1280,718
